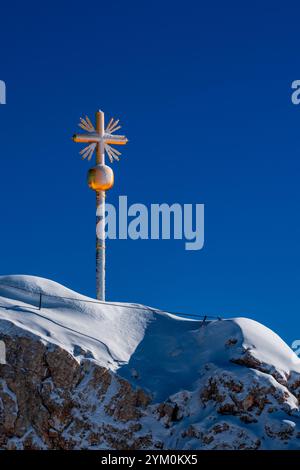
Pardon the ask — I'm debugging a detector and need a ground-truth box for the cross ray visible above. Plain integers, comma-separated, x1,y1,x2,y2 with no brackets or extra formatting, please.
79,123,91,132
80,143,96,160
80,118,89,127
105,148,114,163
107,119,119,133
79,116,95,132
108,145,121,157
105,117,114,132
84,147,95,161
106,118,118,131
108,125,121,133
80,149,92,161
85,115,95,131
105,144,116,163
105,120,114,132
105,144,121,162
108,120,120,133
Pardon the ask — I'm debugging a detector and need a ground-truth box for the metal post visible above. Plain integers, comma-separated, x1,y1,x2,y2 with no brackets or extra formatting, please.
38,292,42,310
96,190,105,301
95,111,105,301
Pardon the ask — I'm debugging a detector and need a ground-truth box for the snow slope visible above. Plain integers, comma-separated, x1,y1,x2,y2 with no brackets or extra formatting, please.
0,275,300,403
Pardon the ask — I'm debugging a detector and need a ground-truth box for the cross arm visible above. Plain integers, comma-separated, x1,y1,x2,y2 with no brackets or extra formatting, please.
104,134,128,146
73,133,100,144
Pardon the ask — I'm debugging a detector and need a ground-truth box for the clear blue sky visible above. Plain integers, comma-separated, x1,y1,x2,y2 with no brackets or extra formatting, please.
0,1,299,345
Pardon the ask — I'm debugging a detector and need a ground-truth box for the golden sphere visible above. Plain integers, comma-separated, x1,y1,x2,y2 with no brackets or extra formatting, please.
87,165,114,191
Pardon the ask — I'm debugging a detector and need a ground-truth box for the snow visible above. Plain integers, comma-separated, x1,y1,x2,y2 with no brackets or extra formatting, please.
0,274,300,402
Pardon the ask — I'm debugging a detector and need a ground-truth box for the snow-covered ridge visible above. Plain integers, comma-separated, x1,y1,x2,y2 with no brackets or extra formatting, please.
1,275,300,450
0,275,300,402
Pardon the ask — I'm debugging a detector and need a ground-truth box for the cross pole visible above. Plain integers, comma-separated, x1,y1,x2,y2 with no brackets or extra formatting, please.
95,111,105,301
73,110,128,301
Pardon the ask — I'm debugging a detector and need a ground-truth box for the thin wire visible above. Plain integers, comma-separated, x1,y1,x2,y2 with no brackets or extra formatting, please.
0,282,222,321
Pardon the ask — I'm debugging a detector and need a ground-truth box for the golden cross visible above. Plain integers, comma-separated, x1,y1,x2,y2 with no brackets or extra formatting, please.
72,109,128,301
73,110,128,165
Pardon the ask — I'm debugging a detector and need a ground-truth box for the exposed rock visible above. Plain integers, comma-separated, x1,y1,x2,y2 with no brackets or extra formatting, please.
1,276,300,450
2,323,299,450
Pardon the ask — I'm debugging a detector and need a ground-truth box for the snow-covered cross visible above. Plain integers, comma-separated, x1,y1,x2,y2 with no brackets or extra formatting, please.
73,110,128,165
72,110,128,302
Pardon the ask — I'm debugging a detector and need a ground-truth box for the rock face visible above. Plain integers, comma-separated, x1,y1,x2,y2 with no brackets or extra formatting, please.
0,275,300,450
1,322,300,450
0,325,151,450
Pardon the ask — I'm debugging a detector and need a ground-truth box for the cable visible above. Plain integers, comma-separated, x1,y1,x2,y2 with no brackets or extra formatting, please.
0,282,223,321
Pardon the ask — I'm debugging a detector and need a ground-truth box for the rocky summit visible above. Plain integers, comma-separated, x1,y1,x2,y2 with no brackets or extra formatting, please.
0,275,300,450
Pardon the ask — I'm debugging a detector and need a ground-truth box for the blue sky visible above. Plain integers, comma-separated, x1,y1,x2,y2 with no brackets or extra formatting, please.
0,1,299,344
